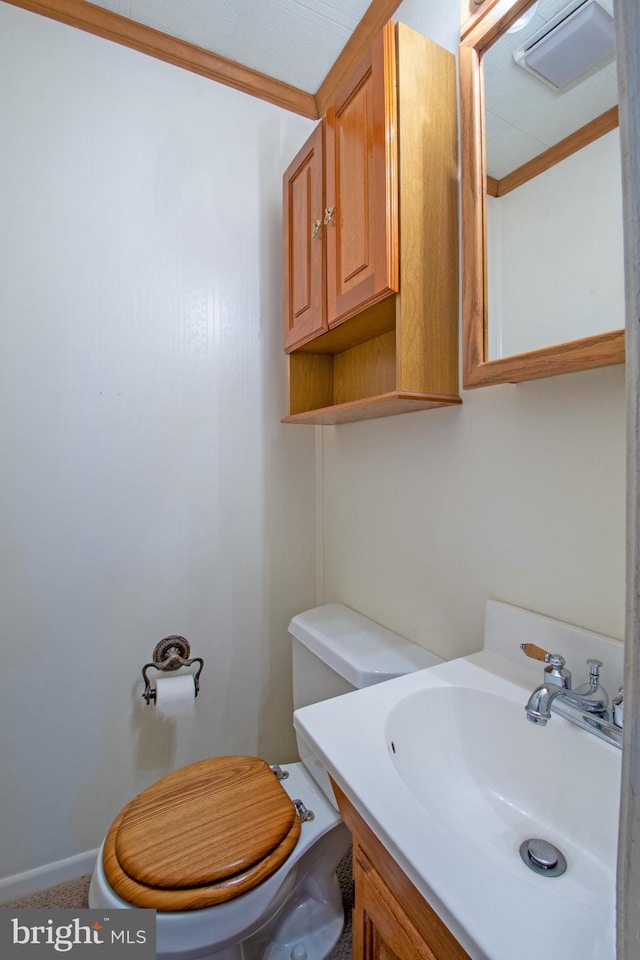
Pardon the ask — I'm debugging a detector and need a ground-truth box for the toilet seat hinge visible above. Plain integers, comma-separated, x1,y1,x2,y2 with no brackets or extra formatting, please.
270,764,289,780
293,799,314,822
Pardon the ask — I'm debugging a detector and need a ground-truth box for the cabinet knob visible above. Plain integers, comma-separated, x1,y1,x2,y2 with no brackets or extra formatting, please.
311,207,334,239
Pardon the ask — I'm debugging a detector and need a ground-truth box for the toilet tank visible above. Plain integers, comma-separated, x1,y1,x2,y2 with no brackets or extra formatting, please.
289,603,442,799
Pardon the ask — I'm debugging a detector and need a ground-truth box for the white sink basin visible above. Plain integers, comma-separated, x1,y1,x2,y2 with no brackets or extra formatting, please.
386,683,619,876
294,635,622,960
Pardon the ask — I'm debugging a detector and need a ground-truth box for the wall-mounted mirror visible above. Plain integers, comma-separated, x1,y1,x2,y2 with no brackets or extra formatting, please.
460,0,625,387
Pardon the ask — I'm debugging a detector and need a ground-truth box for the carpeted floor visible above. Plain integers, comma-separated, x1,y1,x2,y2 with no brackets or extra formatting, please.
1,872,91,911
1,852,353,960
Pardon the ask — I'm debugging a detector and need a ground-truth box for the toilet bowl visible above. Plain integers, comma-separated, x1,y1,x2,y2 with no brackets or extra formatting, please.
90,760,349,960
89,604,442,960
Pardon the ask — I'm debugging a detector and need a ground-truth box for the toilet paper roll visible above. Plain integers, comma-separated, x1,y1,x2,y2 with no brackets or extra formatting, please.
153,674,196,717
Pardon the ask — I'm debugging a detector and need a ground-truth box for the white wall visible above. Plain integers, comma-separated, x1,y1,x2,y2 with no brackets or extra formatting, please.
320,0,626,658
487,130,625,357
0,3,315,880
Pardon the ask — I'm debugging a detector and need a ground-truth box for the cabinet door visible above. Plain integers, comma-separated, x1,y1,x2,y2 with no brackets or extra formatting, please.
354,847,440,960
325,21,399,329
283,123,326,352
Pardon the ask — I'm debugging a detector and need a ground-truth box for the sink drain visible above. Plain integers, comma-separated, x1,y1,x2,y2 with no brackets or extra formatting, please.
519,838,567,877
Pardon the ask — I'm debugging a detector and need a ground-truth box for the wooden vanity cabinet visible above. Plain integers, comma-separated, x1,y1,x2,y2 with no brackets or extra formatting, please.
332,781,472,960
282,21,460,425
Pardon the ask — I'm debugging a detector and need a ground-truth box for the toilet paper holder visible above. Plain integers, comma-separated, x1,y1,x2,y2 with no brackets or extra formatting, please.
142,635,204,705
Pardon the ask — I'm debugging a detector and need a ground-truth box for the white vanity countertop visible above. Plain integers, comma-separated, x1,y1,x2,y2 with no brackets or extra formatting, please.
294,644,620,960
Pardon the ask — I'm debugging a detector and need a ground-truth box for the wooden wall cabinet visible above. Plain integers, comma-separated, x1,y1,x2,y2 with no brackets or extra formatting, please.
333,781,472,960
283,22,397,355
282,21,461,425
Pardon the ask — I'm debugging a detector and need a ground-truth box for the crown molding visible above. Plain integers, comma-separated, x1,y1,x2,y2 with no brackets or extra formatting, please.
2,0,319,118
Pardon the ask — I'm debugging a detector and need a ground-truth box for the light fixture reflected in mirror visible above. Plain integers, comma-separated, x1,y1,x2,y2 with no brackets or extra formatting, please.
513,0,616,90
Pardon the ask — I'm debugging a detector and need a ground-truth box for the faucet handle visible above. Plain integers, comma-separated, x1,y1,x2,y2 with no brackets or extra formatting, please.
520,644,571,688
613,687,624,728
587,658,603,678
520,644,565,667
520,643,553,662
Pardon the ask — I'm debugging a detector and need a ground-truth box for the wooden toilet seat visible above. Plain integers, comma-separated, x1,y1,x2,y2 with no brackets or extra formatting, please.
102,756,301,911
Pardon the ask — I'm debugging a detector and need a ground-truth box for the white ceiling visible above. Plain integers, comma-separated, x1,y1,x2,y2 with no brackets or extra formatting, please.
90,0,618,177
90,0,373,93
483,0,618,178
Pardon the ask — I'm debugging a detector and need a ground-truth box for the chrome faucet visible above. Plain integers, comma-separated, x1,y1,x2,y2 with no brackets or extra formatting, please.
520,643,623,749
524,656,608,723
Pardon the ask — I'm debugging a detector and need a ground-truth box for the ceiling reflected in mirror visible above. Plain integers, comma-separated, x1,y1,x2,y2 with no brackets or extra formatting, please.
483,0,618,180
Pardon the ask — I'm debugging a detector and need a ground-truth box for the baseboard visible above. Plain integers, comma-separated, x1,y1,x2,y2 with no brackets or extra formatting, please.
0,849,99,902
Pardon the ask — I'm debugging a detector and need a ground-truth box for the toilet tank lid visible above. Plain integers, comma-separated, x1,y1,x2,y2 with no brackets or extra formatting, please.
288,603,442,688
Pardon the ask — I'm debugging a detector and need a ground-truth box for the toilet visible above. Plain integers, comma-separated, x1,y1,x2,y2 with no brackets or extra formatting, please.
89,604,442,960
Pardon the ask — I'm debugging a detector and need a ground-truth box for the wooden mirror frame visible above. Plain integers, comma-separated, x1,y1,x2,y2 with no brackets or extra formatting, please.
460,0,626,388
